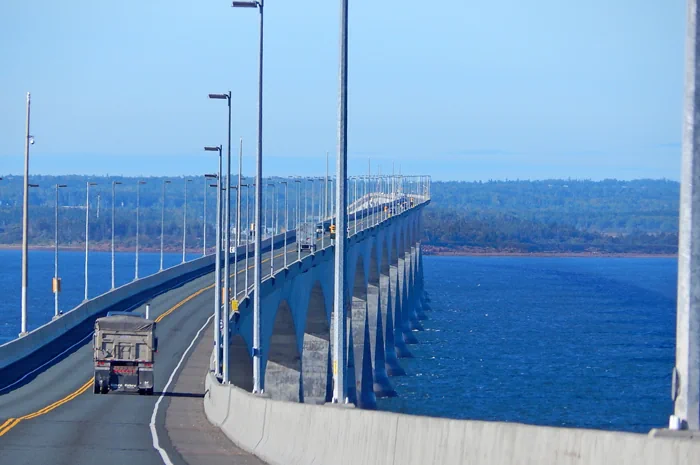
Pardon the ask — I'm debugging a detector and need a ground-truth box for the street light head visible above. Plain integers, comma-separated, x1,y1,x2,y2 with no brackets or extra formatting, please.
204,173,218,179
204,146,221,152
139,181,147,185
232,1,258,7
57,184,67,188
28,184,39,188
209,184,218,188
89,182,97,186
208,93,229,100
164,180,171,184
113,181,122,185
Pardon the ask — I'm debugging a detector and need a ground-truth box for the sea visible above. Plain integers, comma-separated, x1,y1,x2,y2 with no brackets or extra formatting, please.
0,251,677,433
377,256,677,433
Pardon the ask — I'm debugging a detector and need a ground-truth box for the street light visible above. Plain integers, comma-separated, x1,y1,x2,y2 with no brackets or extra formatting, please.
85,181,97,301
280,181,288,268
111,181,122,289
293,178,302,261
204,174,217,256
333,0,349,404
52,184,67,319
135,180,146,280
268,182,276,276
20,93,34,336
241,183,250,295
232,0,264,394
183,178,192,263
205,145,223,379
160,179,171,271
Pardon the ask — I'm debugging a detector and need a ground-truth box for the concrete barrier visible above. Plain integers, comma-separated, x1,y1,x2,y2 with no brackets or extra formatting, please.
204,372,700,465
0,253,216,372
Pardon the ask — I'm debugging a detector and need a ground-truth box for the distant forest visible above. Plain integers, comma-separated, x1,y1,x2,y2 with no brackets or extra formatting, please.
0,176,681,255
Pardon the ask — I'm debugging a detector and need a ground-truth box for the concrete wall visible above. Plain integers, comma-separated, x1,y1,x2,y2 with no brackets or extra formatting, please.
204,372,700,465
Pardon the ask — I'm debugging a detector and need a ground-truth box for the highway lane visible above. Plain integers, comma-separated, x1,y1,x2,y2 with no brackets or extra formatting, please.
0,212,384,464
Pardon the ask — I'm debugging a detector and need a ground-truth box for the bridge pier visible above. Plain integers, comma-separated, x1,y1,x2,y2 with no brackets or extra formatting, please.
398,255,419,345
382,269,406,375
391,263,413,357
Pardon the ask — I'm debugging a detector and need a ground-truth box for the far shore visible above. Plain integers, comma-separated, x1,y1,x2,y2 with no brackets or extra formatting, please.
0,243,676,258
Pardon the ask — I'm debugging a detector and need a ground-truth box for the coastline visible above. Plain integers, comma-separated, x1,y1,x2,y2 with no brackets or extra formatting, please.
0,243,677,258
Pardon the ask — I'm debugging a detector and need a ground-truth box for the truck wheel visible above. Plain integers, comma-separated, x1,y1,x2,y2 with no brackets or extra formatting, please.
146,388,154,396
101,385,108,394
93,382,100,394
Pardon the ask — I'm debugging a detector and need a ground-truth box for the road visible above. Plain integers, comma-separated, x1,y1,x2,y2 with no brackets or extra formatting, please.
0,213,380,465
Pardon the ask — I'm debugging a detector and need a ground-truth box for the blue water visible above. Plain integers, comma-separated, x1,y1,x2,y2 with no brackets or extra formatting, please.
378,256,678,433
0,249,201,343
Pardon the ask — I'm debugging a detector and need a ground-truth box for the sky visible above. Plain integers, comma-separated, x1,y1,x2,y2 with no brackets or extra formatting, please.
0,0,687,181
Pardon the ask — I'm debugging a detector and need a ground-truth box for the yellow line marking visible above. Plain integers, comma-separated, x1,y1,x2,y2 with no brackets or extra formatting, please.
0,247,291,437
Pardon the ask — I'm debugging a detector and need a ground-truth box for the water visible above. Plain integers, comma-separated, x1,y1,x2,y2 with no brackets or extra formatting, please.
0,249,202,343
0,252,679,432
378,256,677,433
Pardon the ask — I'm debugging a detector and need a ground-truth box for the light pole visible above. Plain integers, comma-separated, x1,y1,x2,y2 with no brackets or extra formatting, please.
20,93,34,336
53,184,67,318
232,0,264,394
205,145,223,379
111,181,122,289
268,182,276,276
242,183,250,295
333,0,349,404
135,180,146,280
84,181,97,302
294,178,301,261
160,179,171,271
237,138,243,247
230,185,238,300
204,174,217,256
281,181,288,268
183,178,192,263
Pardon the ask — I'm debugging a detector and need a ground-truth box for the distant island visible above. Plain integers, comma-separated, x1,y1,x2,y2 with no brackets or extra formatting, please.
0,176,680,256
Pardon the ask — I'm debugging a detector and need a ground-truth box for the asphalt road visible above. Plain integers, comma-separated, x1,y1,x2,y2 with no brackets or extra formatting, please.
0,212,380,465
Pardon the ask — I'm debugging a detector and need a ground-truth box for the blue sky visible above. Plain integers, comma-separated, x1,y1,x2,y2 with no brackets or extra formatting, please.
0,0,687,181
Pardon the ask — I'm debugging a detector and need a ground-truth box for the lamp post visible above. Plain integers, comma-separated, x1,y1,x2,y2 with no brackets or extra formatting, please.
135,180,146,280
232,0,264,393
183,179,192,263
242,183,250,295
280,181,288,268
293,178,301,261
205,145,223,379
111,181,122,289
333,0,349,404
53,184,67,318
237,138,243,247
230,185,238,300
204,174,217,256
84,181,97,301
160,179,171,271
20,92,35,336
268,182,276,276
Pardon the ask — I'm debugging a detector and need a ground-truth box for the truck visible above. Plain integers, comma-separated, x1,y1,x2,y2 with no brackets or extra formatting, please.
297,222,317,252
93,312,158,395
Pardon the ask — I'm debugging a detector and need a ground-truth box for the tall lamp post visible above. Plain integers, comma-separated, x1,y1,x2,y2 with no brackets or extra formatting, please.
333,0,349,404
135,180,146,280
280,181,288,268
84,181,97,301
111,181,122,289
183,178,192,263
205,146,223,378
232,0,264,394
294,178,302,261
268,182,276,276
20,92,35,336
204,174,218,256
241,183,250,295
53,184,67,318
160,180,171,271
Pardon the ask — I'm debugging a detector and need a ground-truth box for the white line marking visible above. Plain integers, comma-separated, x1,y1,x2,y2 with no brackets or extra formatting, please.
150,313,213,465
0,332,94,394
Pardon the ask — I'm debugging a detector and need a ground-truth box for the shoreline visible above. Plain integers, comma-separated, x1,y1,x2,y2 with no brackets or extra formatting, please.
0,243,676,258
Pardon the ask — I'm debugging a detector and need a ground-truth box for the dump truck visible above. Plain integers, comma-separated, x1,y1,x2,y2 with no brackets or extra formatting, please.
93,313,158,395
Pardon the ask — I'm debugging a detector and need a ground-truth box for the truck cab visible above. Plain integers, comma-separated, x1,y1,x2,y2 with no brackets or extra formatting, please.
93,313,157,395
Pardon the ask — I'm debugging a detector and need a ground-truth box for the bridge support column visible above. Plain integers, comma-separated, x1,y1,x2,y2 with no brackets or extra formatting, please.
398,255,419,345
414,244,428,320
407,247,424,331
349,296,376,409
383,270,405,375
368,281,396,396
391,264,413,358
